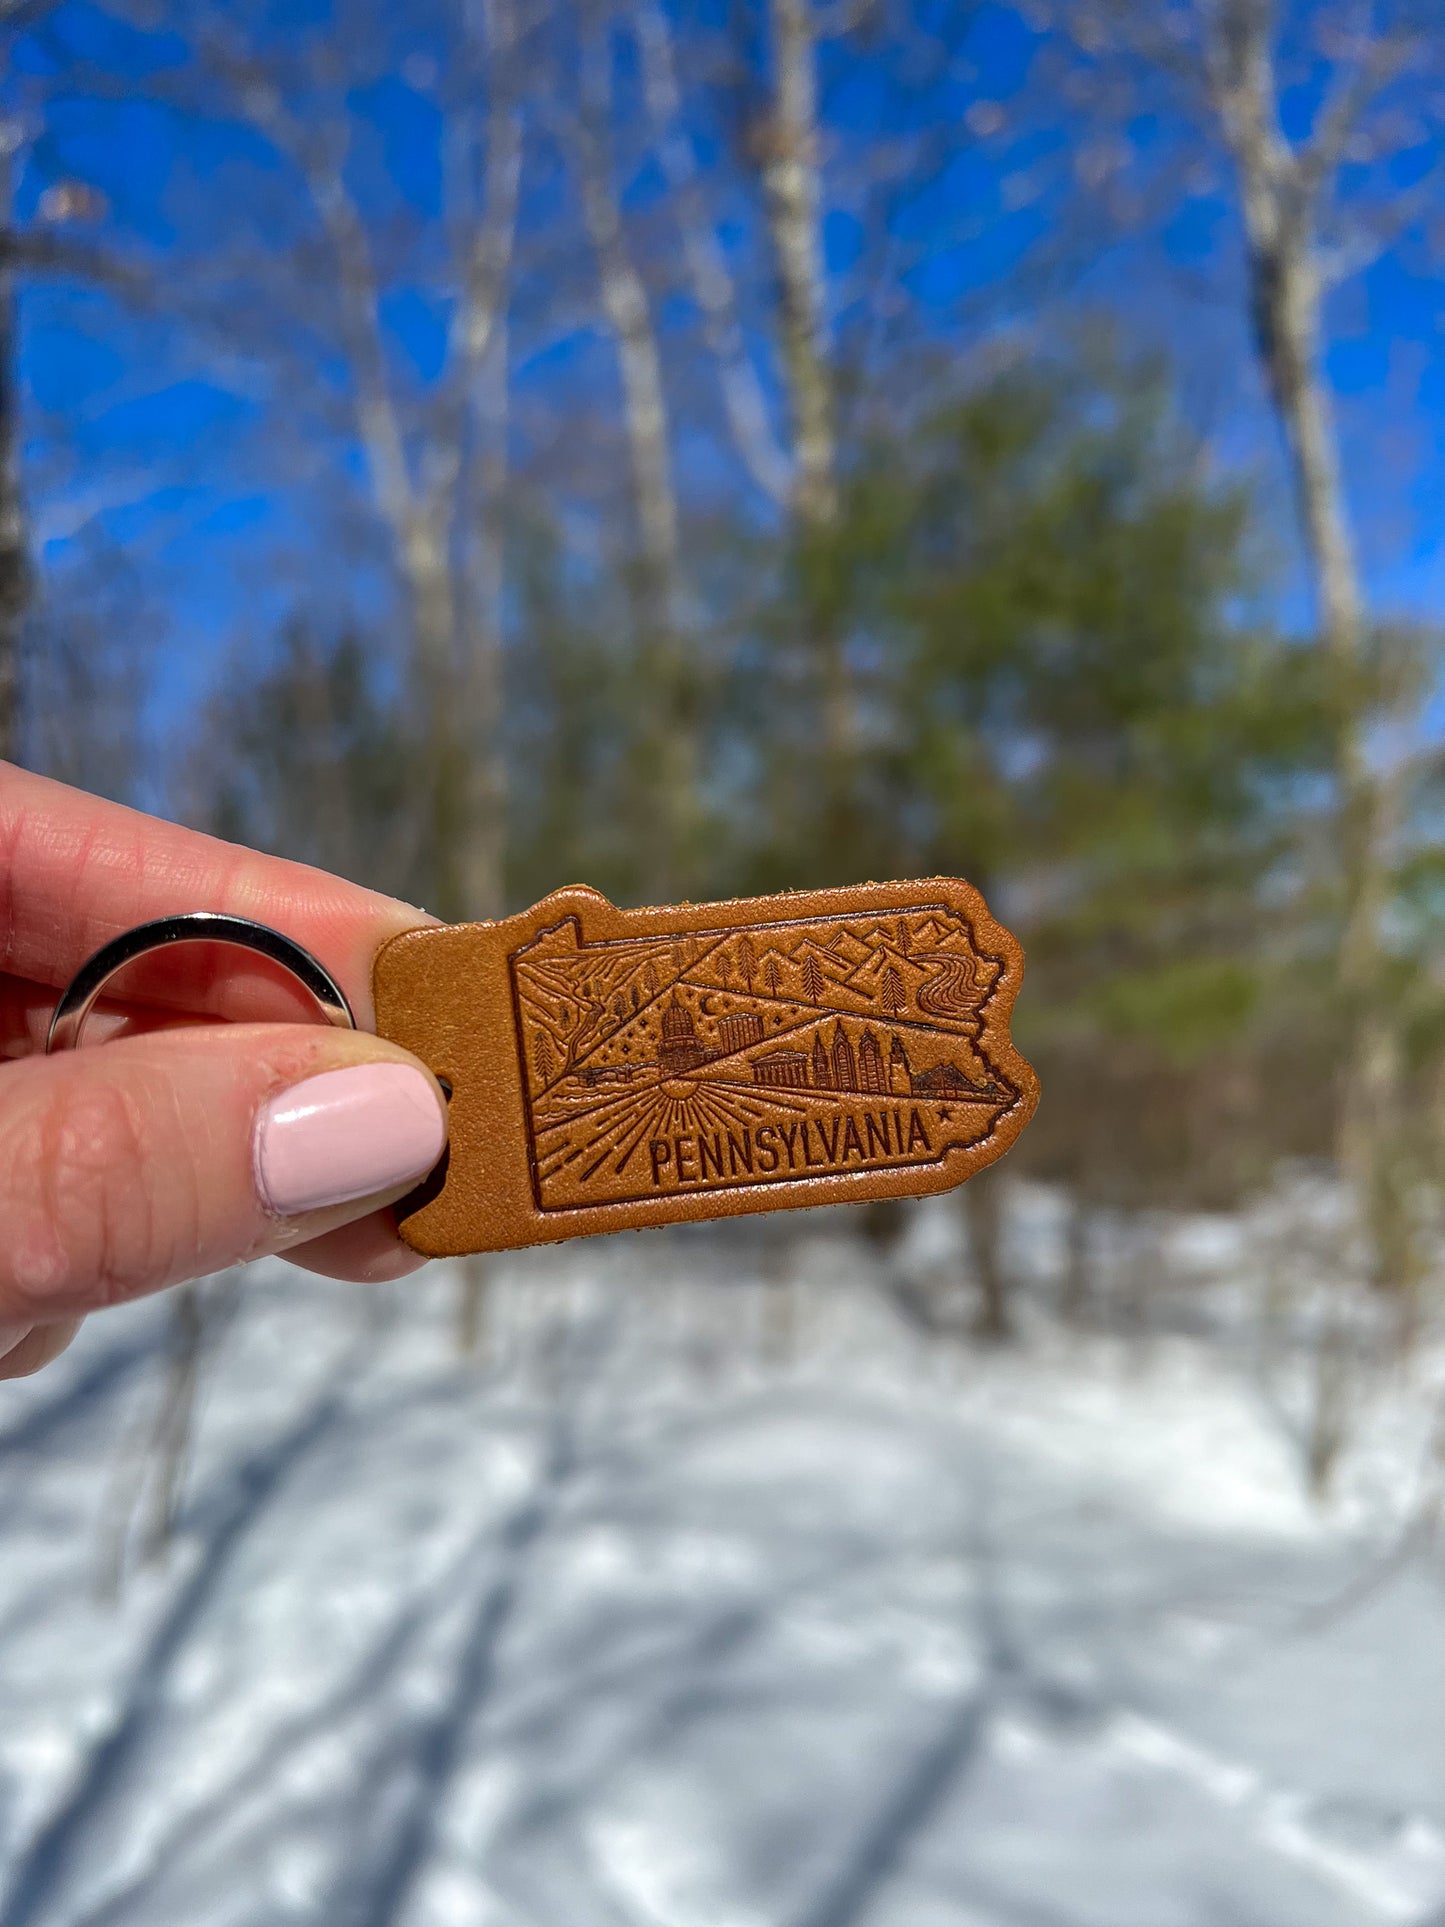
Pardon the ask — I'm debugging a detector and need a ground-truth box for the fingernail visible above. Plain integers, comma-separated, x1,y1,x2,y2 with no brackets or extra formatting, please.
253,1064,447,1217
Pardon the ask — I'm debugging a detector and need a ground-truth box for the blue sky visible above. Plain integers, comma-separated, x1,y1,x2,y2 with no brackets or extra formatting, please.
14,0,1445,743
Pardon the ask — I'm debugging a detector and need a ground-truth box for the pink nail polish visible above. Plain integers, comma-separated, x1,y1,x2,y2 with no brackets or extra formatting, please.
253,1064,447,1217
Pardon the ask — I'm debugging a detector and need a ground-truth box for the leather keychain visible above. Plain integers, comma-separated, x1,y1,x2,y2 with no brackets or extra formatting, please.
49,879,1039,1257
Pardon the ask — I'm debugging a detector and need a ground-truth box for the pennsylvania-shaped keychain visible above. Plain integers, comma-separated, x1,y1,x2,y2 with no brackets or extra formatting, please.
50,878,1040,1255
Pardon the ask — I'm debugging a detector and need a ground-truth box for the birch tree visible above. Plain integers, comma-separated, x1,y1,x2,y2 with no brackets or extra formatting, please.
758,0,856,848
567,0,699,900
1059,0,1444,1292
760,0,837,537
1198,1,1435,1292
613,0,850,859
116,0,527,920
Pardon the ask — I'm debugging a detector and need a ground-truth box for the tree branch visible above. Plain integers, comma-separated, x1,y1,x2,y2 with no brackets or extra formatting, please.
633,0,792,507
0,229,144,291
434,0,524,511
1299,25,1417,199
571,6,682,599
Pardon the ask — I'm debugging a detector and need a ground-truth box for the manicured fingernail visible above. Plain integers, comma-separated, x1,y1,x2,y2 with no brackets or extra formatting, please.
253,1064,447,1217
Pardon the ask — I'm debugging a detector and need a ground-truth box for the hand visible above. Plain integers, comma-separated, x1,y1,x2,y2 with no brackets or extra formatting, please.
0,763,450,1379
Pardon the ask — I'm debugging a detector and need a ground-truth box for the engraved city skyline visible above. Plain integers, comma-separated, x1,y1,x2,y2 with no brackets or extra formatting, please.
508,903,1022,1212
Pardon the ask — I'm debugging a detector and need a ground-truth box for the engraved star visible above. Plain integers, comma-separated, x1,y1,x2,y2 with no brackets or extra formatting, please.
937,1107,952,1122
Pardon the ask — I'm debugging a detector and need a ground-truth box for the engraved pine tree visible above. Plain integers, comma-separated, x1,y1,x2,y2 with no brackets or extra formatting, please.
802,951,824,1004
738,934,756,992
881,964,905,1018
534,1031,555,1086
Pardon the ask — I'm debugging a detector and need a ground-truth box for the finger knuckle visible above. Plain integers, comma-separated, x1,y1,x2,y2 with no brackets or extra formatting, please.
2,1074,171,1313
0,1343,42,1381
0,1323,79,1379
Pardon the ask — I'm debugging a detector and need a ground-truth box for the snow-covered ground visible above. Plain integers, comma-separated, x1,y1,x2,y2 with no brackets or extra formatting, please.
2,1191,1445,1927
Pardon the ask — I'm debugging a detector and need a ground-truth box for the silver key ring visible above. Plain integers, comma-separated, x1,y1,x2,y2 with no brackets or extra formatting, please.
46,912,357,1054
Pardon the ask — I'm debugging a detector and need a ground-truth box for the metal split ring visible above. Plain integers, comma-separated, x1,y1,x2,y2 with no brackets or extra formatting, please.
46,912,357,1055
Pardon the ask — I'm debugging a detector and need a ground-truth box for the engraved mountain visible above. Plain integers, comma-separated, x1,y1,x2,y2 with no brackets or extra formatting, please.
509,903,1021,1213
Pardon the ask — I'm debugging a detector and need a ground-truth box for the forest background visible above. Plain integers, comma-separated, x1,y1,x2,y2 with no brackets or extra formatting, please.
3,0,1444,1376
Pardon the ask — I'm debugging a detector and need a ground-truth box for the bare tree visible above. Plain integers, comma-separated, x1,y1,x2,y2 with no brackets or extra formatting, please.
760,0,836,534
629,0,860,850
446,0,525,923
1199,0,1425,1291
758,0,857,838
568,1,699,900
166,0,525,921
1058,0,1444,1293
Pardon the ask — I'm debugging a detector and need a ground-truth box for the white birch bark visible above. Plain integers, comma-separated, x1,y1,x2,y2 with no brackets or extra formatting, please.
758,0,857,817
575,21,682,632
449,0,523,921
761,0,837,532
1201,0,1401,1283
573,9,697,898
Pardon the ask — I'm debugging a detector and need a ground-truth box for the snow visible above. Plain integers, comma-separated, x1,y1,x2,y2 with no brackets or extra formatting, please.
2,1190,1444,1927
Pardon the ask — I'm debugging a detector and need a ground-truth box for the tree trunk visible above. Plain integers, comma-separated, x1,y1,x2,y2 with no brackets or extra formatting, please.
454,310,510,925
0,143,28,765
761,0,834,528
1211,1,1400,1286
294,123,481,920
452,0,522,926
1061,1189,1091,1325
402,513,474,922
760,0,856,855
1249,209,1394,1273
576,19,697,900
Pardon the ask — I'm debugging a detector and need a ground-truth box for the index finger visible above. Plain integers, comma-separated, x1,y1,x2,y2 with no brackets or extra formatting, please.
0,763,437,1030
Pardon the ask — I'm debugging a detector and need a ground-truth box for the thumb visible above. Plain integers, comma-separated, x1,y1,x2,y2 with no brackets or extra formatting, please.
0,1023,448,1344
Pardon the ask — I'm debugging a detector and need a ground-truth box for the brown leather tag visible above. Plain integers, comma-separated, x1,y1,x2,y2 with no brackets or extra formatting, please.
374,879,1039,1256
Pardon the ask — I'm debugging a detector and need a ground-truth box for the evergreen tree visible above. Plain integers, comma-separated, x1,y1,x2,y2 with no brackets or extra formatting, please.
755,358,1333,1329
870,365,1329,1218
